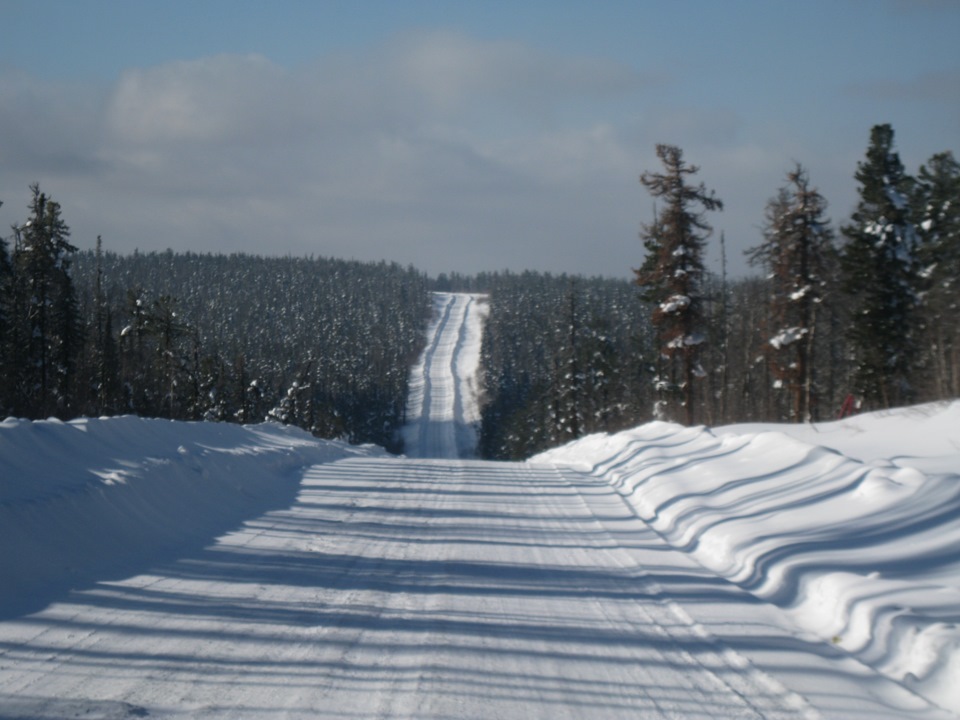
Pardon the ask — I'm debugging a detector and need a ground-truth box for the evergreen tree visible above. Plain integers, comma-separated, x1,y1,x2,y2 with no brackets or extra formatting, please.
52,259,83,415
267,361,314,427
582,315,620,431
3,221,29,415
747,164,835,422
90,237,121,414
10,185,80,417
119,288,153,413
150,295,188,418
0,203,13,414
635,144,723,425
549,279,585,442
913,151,960,399
841,124,917,409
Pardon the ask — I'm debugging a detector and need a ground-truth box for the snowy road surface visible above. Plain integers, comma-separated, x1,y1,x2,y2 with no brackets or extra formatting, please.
4,458,940,719
0,293,952,718
402,292,487,459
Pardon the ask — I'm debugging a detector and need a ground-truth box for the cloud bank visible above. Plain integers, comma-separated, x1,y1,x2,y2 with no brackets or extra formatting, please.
0,29,954,278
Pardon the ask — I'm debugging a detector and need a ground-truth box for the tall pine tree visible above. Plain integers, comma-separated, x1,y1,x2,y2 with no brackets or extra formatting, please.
635,144,722,425
747,164,835,422
841,124,917,409
10,185,81,417
913,151,960,399
0,200,14,414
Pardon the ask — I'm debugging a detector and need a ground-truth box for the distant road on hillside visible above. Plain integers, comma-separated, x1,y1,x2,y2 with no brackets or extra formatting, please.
402,292,487,459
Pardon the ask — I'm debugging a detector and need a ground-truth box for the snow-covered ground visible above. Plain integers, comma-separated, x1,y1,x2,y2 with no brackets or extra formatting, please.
0,417,386,620
0,292,956,718
534,400,960,716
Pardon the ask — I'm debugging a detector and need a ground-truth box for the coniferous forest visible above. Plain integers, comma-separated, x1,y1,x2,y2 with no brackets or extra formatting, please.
0,191,430,451
1,124,957,459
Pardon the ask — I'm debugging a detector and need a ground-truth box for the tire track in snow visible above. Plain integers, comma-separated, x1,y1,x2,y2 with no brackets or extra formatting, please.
402,294,454,458
533,463,820,720
451,296,478,456
403,293,484,460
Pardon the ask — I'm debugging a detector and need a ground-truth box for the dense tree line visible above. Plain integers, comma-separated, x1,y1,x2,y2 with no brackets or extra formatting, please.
762,125,959,415
633,126,958,427
476,125,958,458
474,271,653,460
2,123,955,461
1,194,429,450
470,268,789,459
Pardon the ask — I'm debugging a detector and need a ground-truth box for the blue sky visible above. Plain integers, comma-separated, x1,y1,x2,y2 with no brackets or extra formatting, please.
1,0,958,278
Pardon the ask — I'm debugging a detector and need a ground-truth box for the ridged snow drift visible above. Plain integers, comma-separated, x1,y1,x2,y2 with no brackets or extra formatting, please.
532,401,960,715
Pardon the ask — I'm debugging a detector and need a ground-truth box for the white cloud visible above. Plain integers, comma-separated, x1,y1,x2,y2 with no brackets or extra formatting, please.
4,29,926,280
106,54,288,145
2,31,662,277
389,29,647,117
0,69,105,176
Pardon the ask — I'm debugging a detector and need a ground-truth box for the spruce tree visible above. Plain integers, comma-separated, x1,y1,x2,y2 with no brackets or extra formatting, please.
550,279,584,442
635,144,722,425
12,185,80,417
119,288,153,413
150,295,187,418
0,203,13,414
841,124,917,409
90,236,121,414
747,164,835,422
913,151,960,398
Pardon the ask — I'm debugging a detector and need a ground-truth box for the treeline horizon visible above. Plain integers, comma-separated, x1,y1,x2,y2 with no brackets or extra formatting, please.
438,125,957,459
1,123,956,460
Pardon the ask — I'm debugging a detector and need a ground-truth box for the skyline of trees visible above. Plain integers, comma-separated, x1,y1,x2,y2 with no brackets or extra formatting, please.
624,125,957,432
1,122,957,460
1,222,431,450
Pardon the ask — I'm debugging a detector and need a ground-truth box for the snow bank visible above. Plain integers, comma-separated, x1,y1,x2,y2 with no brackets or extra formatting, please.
0,416,382,618
532,401,960,715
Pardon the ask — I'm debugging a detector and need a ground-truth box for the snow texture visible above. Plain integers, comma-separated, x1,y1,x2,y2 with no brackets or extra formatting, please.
659,293,691,314
0,417,384,619
769,326,808,349
535,400,960,716
0,294,956,718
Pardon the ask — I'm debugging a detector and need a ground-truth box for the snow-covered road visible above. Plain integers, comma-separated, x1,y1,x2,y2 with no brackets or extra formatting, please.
0,293,953,718
402,292,487,459
5,456,937,719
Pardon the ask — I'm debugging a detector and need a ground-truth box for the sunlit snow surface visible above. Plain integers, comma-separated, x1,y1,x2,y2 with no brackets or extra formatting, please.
0,418,386,618
533,400,960,715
